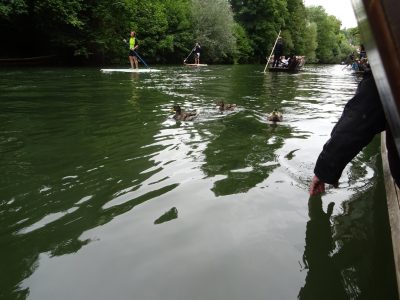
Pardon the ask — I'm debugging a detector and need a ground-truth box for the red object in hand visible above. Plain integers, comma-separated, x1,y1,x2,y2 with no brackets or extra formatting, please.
309,175,325,196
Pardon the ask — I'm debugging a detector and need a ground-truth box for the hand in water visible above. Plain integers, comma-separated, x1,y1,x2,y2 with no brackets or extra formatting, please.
309,175,325,196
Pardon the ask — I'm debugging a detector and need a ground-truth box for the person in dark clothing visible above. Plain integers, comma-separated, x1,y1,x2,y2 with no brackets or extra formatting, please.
359,44,367,59
194,43,201,64
273,38,283,67
344,52,355,67
310,70,400,196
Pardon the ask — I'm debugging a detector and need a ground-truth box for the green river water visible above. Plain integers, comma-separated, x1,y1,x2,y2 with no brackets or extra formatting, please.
0,65,397,299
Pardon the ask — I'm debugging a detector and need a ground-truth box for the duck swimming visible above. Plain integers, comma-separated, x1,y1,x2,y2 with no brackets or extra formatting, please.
172,105,197,121
217,101,237,111
267,109,283,122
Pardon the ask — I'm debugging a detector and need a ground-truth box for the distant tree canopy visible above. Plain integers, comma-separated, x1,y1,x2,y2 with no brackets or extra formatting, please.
0,0,358,64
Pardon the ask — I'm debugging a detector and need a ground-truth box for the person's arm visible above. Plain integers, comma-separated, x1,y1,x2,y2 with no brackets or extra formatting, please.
310,73,386,195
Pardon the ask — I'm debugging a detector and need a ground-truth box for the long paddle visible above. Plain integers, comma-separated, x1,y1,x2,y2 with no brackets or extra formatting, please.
133,50,150,68
183,47,195,64
263,30,281,73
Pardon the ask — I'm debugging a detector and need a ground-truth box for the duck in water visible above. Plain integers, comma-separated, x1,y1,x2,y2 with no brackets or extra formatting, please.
217,101,237,111
172,105,197,121
268,109,283,122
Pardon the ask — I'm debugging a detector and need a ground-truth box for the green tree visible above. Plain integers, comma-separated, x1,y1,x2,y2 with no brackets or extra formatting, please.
307,6,342,63
230,0,287,62
232,22,253,63
0,0,87,57
161,0,193,62
284,0,307,55
123,0,193,64
303,22,318,62
342,27,360,47
191,0,236,63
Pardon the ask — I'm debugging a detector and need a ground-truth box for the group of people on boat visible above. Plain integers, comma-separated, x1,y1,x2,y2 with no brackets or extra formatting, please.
272,54,304,70
269,37,305,71
344,45,370,73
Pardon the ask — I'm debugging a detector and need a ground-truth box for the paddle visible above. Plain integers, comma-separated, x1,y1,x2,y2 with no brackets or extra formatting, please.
133,50,150,68
183,47,195,64
264,30,281,73
122,38,150,68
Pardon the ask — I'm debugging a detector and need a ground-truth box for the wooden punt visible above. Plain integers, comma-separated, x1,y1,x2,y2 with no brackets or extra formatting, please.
267,56,306,73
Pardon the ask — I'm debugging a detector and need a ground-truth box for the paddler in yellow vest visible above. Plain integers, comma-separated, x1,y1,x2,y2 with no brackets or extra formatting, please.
127,31,139,69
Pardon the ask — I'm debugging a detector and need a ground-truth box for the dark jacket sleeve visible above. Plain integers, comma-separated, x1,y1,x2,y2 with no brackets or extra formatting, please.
314,72,386,184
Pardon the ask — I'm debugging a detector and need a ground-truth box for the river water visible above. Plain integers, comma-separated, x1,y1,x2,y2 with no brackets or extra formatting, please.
0,65,397,299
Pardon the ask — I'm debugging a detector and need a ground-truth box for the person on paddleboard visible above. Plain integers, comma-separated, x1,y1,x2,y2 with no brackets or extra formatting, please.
124,31,139,69
194,43,201,64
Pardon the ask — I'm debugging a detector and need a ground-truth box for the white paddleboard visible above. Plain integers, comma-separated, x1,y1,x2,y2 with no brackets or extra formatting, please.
100,68,161,73
184,64,208,67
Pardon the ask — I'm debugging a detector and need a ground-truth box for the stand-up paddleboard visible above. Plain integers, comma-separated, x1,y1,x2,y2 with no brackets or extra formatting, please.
184,64,208,67
100,68,161,73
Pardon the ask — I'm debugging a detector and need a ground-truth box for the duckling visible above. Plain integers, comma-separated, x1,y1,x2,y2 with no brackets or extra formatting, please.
172,105,197,121
217,101,237,111
267,109,283,122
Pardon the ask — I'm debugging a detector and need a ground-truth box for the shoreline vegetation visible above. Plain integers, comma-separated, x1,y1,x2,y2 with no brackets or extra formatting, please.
0,0,359,66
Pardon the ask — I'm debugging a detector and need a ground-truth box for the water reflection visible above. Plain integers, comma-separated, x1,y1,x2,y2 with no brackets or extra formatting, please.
0,69,180,299
201,114,289,196
299,138,398,300
298,196,347,300
154,207,178,224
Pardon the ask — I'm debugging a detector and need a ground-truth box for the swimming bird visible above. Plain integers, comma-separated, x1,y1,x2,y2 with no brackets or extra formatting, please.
172,105,197,121
217,101,237,111
267,109,283,122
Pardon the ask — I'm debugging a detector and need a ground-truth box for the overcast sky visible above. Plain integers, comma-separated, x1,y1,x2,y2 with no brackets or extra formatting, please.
303,0,358,28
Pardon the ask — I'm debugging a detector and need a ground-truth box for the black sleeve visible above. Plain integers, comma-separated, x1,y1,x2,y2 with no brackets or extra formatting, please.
314,72,386,184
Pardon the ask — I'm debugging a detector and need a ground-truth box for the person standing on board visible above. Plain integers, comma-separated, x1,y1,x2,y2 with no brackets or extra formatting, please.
309,69,400,196
194,43,201,64
125,31,139,69
273,38,283,67
359,44,367,59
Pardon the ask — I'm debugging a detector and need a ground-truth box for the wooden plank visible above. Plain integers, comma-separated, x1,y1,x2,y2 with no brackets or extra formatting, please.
381,132,400,299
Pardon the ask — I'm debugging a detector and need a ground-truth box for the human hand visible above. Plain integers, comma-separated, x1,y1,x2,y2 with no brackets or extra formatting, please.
309,175,325,196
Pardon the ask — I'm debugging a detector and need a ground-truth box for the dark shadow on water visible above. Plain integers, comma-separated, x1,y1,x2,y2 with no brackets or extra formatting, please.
299,147,398,299
154,207,178,224
200,114,290,196
298,196,347,300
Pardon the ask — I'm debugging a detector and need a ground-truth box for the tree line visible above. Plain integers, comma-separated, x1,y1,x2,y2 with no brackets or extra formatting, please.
0,0,359,64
